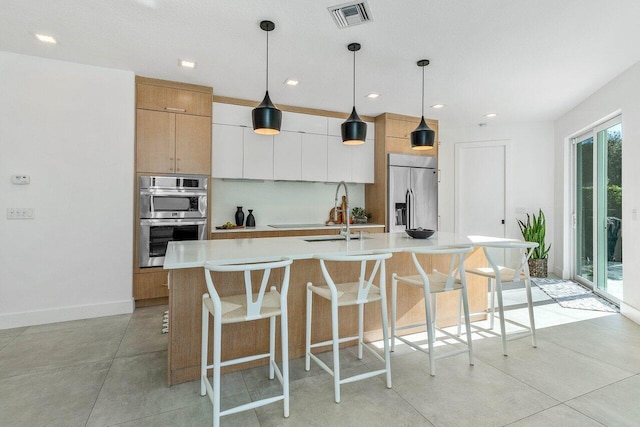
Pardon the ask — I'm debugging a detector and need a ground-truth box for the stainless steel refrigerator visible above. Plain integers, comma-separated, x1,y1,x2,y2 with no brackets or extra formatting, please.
387,153,438,232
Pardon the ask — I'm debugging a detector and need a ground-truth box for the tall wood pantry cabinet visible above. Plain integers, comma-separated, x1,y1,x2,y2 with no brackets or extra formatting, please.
133,77,213,306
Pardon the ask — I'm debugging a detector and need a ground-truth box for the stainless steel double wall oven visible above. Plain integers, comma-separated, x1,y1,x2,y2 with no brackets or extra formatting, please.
139,175,208,268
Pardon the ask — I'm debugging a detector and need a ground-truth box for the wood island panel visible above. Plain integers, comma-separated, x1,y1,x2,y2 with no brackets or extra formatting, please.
167,247,486,385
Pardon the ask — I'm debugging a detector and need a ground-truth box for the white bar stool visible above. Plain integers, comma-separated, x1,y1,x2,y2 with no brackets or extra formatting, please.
391,245,475,376
465,241,538,355
305,252,393,403
201,257,293,427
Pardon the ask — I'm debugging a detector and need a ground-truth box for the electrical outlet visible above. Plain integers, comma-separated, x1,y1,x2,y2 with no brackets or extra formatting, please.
7,208,34,219
11,175,31,185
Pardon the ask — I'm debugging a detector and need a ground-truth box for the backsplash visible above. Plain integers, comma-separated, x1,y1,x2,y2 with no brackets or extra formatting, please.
211,179,365,227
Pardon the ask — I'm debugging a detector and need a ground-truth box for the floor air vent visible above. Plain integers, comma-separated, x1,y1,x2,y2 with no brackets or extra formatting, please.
329,1,373,28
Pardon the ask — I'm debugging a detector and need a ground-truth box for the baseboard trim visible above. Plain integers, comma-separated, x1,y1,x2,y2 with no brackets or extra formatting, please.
621,302,640,325
0,298,135,329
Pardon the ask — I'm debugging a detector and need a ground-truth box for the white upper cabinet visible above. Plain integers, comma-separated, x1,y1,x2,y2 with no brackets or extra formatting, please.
211,102,374,183
281,111,327,134
326,122,375,183
212,124,243,178
243,130,273,180
274,131,302,181
212,102,252,127
327,136,352,182
301,133,328,182
351,138,375,183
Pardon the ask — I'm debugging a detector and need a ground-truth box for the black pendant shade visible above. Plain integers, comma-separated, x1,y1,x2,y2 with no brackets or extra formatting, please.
411,59,435,150
342,106,367,145
252,20,281,135
341,43,366,145
252,91,282,135
410,116,436,150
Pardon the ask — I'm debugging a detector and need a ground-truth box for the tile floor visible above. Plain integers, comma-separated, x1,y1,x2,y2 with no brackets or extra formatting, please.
1,286,639,427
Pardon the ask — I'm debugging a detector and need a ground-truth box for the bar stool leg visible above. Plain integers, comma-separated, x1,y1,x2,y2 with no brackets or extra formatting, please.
525,277,537,348
494,277,508,355
212,314,222,427
390,274,398,352
457,291,463,337
281,302,290,417
331,298,341,403
424,289,436,376
461,276,475,366
269,315,276,380
201,299,208,397
379,269,392,388
357,303,364,360
305,283,312,372
489,278,496,330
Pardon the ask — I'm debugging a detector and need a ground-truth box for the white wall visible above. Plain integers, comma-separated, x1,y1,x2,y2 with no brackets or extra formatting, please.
0,52,135,329
211,180,365,227
438,122,556,268
554,60,640,322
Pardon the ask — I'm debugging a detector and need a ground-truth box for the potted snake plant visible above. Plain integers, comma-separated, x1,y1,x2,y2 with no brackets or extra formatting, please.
517,209,551,277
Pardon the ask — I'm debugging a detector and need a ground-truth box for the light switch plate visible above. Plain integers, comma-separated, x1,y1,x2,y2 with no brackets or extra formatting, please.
7,208,34,219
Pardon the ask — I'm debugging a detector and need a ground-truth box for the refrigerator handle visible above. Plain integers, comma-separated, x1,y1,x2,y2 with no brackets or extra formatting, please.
410,188,416,229
405,188,411,230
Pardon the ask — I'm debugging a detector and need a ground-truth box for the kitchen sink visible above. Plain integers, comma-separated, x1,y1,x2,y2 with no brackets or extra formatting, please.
302,234,371,242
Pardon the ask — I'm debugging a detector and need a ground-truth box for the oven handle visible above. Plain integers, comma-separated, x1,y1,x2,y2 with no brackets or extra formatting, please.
140,190,207,197
140,219,207,226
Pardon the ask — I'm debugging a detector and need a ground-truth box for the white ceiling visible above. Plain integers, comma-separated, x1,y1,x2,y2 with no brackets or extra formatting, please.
2,0,640,126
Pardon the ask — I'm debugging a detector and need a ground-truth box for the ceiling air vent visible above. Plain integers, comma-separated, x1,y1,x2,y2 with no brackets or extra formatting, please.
329,1,373,29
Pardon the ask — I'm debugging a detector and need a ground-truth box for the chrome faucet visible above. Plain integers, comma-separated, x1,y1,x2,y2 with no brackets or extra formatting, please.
334,181,351,241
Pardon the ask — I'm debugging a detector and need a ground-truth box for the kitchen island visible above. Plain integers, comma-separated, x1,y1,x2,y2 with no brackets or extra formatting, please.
164,231,489,385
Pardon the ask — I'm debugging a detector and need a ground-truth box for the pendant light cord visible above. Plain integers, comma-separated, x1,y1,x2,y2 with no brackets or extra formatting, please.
421,65,425,117
266,30,269,91
352,48,356,106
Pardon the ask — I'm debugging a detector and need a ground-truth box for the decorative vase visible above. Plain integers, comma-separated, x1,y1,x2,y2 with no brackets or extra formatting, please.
246,209,255,228
528,258,548,278
235,207,244,227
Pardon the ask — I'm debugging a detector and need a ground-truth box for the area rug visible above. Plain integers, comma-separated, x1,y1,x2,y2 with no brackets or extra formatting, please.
532,278,618,313
162,310,169,334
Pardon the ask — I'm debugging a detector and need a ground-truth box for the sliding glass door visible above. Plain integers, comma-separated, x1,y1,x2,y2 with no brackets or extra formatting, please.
574,117,622,302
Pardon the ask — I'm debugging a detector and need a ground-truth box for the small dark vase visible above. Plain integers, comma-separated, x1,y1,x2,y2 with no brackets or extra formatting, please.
246,209,256,228
235,207,244,227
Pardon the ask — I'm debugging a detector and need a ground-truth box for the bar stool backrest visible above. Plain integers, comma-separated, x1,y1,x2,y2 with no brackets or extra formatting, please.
314,253,393,304
406,246,473,291
480,241,538,280
203,258,293,321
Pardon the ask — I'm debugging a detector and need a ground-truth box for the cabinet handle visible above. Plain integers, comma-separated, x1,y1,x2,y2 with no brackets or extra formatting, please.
165,107,186,112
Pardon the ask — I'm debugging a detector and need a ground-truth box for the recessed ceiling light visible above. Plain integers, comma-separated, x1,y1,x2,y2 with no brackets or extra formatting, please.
431,104,445,109
284,79,299,86
485,113,497,118
366,93,380,99
35,33,57,44
179,60,196,69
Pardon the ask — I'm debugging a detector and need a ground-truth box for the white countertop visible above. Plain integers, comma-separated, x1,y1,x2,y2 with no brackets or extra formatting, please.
164,231,489,269
211,223,385,233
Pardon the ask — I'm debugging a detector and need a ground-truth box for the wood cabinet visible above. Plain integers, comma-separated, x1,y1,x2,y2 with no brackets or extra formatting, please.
211,225,384,240
365,113,439,231
135,77,212,175
136,110,211,174
136,83,211,117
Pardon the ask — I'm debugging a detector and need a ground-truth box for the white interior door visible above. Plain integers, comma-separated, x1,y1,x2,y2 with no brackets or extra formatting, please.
455,141,508,264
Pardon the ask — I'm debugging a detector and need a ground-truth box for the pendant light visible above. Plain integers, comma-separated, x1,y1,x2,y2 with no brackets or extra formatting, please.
411,59,436,150
252,20,282,135
341,43,367,145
